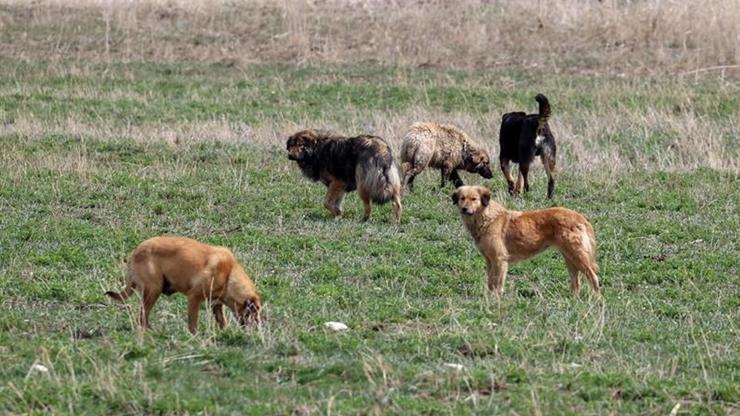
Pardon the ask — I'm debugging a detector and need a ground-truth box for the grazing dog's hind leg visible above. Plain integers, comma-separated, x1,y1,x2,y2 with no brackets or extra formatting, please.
187,295,203,335
139,286,160,330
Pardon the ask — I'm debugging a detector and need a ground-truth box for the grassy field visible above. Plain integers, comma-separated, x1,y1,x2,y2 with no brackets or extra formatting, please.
0,57,738,414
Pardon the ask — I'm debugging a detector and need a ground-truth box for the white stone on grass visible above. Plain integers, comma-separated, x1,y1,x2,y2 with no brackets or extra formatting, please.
324,321,349,331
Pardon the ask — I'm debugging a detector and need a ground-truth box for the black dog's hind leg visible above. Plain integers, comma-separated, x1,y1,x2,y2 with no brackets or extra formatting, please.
541,153,556,199
518,163,531,194
500,158,516,194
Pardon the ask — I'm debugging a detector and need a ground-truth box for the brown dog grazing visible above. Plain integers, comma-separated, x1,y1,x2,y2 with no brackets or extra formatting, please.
106,236,261,334
401,122,493,191
452,186,600,297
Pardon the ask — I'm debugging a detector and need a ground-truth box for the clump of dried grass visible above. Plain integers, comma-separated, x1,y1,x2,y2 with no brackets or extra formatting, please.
1,0,737,77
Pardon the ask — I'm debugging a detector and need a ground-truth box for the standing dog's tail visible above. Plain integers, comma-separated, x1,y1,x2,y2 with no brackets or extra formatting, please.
582,222,599,274
535,94,551,128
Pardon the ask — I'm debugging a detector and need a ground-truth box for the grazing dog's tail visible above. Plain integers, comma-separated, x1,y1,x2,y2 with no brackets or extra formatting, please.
535,94,551,128
105,285,134,302
106,264,136,301
359,152,402,204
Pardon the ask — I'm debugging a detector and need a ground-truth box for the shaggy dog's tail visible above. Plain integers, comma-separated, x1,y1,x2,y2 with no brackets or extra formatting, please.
535,94,551,127
358,154,402,204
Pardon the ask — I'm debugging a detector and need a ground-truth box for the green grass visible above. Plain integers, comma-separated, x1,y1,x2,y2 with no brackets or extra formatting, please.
0,62,738,414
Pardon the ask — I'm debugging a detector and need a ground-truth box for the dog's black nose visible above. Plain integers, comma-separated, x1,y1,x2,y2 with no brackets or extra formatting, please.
479,167,493,179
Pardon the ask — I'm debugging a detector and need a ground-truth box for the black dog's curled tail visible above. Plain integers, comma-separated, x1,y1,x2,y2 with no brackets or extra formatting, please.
535,94,551,127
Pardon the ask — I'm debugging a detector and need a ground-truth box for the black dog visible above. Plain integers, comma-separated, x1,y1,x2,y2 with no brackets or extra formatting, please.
498,94,557,198
286,129,403,223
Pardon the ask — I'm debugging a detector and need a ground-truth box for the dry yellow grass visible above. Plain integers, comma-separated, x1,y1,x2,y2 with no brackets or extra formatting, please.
1,0,738,77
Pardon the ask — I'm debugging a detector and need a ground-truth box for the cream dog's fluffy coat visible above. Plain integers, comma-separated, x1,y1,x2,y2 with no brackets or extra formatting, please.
453,186,600,297
106,236,261,334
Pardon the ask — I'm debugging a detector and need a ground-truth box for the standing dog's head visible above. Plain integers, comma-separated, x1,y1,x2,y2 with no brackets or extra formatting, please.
287,129,323,162
452,186,492,216
463,147,494,179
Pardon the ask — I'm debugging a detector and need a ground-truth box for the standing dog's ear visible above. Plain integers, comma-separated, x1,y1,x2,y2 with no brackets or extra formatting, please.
451,190,460,205
479,187,491,207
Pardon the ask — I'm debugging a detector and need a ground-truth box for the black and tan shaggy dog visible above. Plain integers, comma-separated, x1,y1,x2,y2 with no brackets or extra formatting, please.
400,122,493,190
499,94,557,198
287,129,403,224
453,186,600,298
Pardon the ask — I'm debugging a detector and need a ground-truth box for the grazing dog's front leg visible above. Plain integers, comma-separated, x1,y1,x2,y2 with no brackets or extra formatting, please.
212,303,227,329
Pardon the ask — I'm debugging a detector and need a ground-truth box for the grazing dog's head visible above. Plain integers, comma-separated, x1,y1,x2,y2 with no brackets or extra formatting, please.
236,295,262,327
464,148,493,179
452,186,492,216
287,129,323,161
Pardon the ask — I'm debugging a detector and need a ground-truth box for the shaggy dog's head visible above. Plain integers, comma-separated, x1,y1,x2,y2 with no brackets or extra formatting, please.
452,185,492,216
286,129,323,161
464,148,493,179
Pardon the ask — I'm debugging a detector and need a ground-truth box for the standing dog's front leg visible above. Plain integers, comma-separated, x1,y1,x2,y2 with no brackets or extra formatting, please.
485,256,509,298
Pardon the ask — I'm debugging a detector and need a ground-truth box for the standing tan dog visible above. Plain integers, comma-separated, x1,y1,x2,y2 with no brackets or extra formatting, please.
106,236,261,334
452,186,600,297
401,122,493,190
